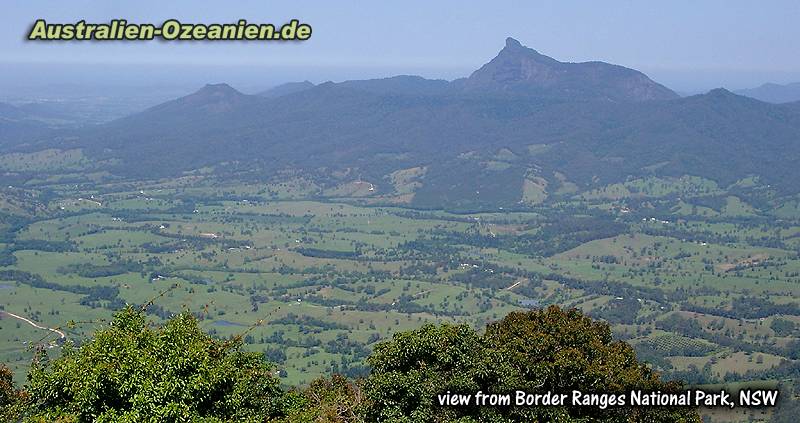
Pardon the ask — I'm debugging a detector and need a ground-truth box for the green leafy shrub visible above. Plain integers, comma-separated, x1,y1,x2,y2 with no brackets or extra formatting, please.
1,363,26,422
279,374,363,423
364,305,701,423
24,306,286,422
5,305,701,422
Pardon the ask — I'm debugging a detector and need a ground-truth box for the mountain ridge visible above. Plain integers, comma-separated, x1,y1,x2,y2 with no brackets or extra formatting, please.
736,81,800,104
10,38,800,209
463,37,678,102
258,81,316,98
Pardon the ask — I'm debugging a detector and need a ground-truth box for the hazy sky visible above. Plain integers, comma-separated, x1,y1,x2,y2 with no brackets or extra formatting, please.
2,0,800,93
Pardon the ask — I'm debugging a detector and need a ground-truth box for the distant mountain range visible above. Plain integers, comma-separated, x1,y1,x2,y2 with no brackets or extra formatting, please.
7,38,800,209
0,102,60,147
258,81,315,98
735,82,800,104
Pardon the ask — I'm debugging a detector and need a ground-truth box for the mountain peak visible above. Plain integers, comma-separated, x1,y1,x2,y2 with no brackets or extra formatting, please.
182,83,246,103
150,83,251,114
735,81,800,104
504,37,522,49
193,83,243,98
692,88,759,105
496,37,548,62
464,38,678,102
707,88,733,96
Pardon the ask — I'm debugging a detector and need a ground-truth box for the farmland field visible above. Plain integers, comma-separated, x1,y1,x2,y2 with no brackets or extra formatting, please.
2,160,800,412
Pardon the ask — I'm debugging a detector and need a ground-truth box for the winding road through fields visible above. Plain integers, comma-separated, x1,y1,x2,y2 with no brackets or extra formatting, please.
0,310,66,340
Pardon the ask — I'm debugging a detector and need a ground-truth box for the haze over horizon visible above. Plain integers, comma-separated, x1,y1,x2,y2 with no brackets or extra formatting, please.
2,0,800,96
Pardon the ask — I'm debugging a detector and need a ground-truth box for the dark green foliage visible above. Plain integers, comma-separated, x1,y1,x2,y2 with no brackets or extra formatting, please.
655,314,705,339
686,196,727,213
364,323,488,422
1,306,711,422
0,239,75,267
635,337,715,358
24,306,286,421
771,318,797,337
0,270,125,311
11,240,76,253
59,260,143,278
295,248,360,259
273,313,349,331
364,306,700,422
684,297,800,320
483,307,698,422
771,394,800,423
506,216,628,257
590,297,642,324
279,374,363,423
786,340,800,360
412,160,526,210
0,364,14,408
0,250,15,267
0,363,25,422
451,267,514,290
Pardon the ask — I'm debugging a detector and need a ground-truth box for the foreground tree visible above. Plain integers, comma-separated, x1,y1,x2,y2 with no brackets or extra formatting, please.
1,363,26,422
364,306,701,422
279,374,364,423
363,323,489,422
24,306,286,422
6,305,701,422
